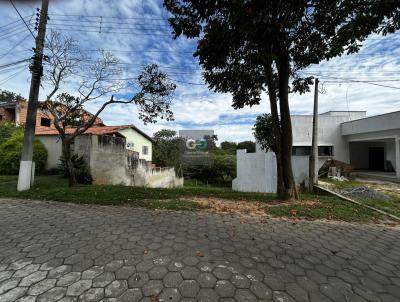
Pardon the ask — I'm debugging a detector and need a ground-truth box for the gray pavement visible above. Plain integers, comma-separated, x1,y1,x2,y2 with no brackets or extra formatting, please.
0,198,399,302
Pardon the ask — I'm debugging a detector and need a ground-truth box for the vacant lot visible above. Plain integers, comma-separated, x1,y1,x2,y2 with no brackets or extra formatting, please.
0,175,392,223
322,178,400,218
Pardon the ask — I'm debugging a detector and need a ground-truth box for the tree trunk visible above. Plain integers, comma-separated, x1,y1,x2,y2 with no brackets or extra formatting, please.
62,138,76,186
265,62,285,196
276,53,298,200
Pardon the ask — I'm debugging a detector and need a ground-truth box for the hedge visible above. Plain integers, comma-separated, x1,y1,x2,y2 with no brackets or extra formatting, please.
0,128,48,174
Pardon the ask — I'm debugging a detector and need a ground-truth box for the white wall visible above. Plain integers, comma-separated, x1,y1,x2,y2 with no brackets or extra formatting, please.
118,128,153,162
342,111,400,135
36,135,62,170
232,146,309,193
291,114,360,164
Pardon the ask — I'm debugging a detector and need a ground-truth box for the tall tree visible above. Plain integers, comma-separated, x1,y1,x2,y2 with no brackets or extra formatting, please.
41,31,176,185
164,0,400,199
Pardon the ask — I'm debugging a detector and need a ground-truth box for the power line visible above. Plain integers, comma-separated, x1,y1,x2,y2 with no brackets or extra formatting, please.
79,49,194,54
9,0,36,39
0,65,27,86
0,14,33,30
48,13,169,21
47,27,172,36
0,58,31,70
305,74,400,90
0,33,32,60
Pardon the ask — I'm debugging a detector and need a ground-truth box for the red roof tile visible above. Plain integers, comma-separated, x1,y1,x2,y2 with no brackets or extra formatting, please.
35,125,131,136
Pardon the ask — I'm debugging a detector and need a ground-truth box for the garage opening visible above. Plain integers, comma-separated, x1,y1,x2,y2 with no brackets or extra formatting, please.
368,147,385,171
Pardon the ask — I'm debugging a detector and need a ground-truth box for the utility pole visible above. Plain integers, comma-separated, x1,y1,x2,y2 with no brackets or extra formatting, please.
17,0,49,191
309,78,319,192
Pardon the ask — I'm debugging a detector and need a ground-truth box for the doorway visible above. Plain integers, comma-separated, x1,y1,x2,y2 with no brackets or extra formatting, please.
368,147,385,171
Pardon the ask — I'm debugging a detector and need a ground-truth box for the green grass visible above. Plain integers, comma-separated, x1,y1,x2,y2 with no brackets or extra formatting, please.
0,175,387,222
0,175,274,205
322,178,365,189
266,194,383,222
321,178,400,218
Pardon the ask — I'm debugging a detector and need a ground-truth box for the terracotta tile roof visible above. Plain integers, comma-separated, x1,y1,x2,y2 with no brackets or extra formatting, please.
35,125,131,136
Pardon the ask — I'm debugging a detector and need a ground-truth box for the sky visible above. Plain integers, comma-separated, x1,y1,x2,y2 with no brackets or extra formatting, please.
0,0,400,143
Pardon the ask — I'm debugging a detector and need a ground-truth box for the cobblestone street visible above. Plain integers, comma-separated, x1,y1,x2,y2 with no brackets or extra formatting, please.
0,198,399,302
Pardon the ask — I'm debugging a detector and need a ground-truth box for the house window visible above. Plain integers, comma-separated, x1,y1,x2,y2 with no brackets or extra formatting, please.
127,142,134,149
142,146,149,155
40,117,51,127
292,146,333,156
319,146,333,156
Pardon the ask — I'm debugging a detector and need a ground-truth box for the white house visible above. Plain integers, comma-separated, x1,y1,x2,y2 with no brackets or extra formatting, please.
233,111,400,193
36,125,154,170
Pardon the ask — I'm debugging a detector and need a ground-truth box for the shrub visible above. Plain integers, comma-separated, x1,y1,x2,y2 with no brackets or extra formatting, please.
0,122,19,144
58,154,92,184
0,128,48,174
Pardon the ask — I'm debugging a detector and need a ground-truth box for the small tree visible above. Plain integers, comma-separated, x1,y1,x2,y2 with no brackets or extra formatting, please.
253,114,276,154
152,129,184,174
41,31,176,185
164,0,400,200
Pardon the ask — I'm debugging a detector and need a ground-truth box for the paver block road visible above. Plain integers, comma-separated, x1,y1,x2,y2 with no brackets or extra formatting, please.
0,198,400,301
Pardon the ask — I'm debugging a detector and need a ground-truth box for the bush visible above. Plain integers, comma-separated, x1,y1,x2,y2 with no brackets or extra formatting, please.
58,154,92,184
0,122,19,144
0,128,48,174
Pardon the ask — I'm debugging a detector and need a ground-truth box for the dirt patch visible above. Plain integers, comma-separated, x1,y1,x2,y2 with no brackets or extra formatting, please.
185,197,268,216
185,197,319,216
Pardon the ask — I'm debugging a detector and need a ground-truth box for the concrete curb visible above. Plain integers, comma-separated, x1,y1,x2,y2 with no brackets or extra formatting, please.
315,185,400,222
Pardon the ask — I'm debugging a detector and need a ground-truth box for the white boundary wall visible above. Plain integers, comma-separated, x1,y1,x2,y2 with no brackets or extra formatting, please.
232,145,309,193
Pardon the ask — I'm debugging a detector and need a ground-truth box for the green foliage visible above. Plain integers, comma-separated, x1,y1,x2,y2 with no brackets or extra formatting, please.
220,141,237,155
59,154,92,184
152,129,184,174
184,154,236,186
237,141,255,153
0,122,19,144
164,1,400,105
0,90,24,103
253,114,276,153
213,154,236,181
0,128,47,174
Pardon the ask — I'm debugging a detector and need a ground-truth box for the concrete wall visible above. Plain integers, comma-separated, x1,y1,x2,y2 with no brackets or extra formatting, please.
232,145,309,193
342,111,400,135
291,113,362,165
36,135,62,170
132,165,184,188
73,134,182,188
118,128,152,162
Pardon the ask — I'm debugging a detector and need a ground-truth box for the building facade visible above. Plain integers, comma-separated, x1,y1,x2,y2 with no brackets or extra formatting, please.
233,111,400,193
0,100,154,169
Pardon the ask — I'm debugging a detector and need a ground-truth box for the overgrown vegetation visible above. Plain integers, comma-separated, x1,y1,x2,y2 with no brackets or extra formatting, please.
0,126,47,174
152,129,246,186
